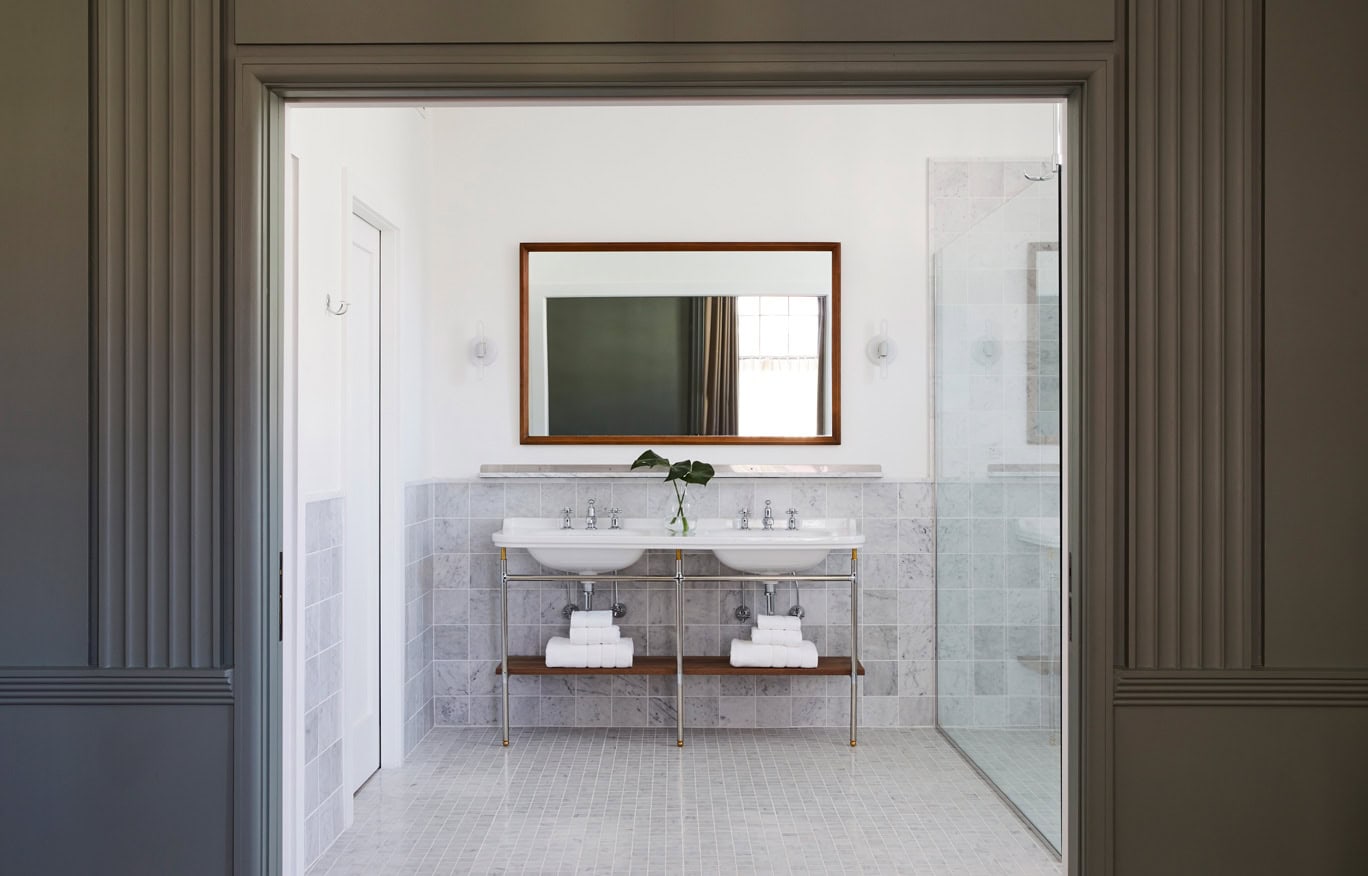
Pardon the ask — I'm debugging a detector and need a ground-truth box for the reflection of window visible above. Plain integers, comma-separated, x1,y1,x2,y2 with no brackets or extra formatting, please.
736,295,823,435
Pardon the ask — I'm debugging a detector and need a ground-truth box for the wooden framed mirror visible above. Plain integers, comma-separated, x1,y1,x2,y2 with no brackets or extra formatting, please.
520,242,841,445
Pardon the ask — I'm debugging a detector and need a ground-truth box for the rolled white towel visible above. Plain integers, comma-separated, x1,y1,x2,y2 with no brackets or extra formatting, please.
729,638,818,669
544,636,635,669
751,627,802,646
569,609,614,629
569,625,621,645
754,615,802,632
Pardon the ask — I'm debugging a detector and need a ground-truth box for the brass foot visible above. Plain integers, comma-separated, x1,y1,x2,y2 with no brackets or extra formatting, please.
850,740,857,747
677,739,684,748
502,739,509,747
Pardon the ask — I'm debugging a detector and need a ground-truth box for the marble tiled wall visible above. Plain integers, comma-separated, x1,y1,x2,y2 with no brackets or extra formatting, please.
303,497,345,865
419,477,937,729
931,158,1060,479
935,480,1061,730
403,485,435,753
929,158,1063,731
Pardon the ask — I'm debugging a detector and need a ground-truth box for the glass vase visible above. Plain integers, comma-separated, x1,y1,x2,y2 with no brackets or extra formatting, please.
665,485,693,535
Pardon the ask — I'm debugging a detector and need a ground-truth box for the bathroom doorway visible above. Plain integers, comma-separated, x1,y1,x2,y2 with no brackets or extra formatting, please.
272,96,1076,875
281,107,416,875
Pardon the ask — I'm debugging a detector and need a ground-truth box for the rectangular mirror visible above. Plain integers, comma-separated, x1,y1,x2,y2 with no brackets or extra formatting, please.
521,242,841,444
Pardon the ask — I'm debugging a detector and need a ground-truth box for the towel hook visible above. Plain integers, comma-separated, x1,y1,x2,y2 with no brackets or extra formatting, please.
324,294,350,316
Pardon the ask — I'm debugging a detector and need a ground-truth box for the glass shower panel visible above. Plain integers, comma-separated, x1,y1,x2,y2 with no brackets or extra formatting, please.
931,159,1062,851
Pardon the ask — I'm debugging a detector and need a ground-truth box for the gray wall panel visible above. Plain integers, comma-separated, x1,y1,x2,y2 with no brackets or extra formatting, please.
1263,0,1368,668
0,1,91,666
0,701,232,876
1127,0,1261,670
1114,699,1368,875
235,0,1115,46
94,0,222,669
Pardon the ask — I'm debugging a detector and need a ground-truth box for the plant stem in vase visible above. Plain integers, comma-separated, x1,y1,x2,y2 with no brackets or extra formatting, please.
631,449,713,536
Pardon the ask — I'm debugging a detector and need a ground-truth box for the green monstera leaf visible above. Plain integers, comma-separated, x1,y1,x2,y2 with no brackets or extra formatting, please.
630,449,671,471
630,450,714,533
681,461,715,486
632,450,714,488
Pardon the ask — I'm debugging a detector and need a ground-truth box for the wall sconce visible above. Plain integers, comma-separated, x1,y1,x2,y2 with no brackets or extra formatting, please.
865,319,897,379
469,321,497,378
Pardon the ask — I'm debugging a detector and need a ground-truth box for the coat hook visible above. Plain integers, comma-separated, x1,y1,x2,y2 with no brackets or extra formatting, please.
325,294,350,316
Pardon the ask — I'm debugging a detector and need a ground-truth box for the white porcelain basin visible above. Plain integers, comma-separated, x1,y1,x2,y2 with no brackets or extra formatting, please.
491,516,863,577
491,517,667,574
692,518,864,575
1014,517,1061,549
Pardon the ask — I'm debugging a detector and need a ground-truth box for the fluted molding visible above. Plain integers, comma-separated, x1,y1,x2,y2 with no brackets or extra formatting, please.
1115,670,1368,707
0,669,233,705
94,0,222,668
1128,0,1263,669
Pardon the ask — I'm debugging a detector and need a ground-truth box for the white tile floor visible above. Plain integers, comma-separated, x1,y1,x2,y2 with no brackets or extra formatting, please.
308,728,1061,875
942,728,1062,851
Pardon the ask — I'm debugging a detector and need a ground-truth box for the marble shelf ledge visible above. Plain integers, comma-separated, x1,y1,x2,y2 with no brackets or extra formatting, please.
479,463,882,479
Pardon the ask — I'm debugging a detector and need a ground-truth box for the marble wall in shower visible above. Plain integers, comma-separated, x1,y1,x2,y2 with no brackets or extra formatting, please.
409,477,938,729
935,479,1061,730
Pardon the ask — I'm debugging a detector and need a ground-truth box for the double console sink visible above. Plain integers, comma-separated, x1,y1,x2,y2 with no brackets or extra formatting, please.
491,516,864,575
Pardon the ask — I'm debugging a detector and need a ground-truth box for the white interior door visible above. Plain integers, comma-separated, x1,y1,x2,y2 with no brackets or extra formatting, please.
344,212,382,793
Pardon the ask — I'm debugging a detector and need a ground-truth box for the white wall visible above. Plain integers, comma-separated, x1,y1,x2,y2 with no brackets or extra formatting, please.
422,101,1056,479
289,106,431,494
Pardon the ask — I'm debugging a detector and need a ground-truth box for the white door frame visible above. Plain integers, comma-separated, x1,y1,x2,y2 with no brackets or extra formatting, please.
342,208,383,794
343,187,407,777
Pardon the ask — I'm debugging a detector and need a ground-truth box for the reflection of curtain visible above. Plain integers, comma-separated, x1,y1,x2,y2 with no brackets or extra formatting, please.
815,297,828,434
689,297,739,435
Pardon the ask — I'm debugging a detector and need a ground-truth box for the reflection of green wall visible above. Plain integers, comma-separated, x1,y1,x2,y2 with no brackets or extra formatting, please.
547,297,691,435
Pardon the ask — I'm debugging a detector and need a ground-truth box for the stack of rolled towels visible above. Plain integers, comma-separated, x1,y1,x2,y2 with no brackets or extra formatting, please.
545,610,635,669
729,614,819,669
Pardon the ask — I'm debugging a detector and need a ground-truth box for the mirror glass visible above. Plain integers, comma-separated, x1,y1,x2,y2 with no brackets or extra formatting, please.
521,243,840,444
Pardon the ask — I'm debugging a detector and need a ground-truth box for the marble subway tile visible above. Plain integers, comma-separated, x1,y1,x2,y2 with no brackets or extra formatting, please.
718,695,757,727
306,497,345,553
431,481,468,519
404,483,432,525
468,518,501,554
432,518,470,553
504,483,540,516
468,483,505,517
898,481,935,518
611,696,649,727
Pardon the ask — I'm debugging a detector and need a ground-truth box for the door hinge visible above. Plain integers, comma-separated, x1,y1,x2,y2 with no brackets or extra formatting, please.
278,551,285,642
1066,551,1073,644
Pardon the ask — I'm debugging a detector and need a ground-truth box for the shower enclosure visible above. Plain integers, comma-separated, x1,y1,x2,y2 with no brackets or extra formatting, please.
931,155,1064,852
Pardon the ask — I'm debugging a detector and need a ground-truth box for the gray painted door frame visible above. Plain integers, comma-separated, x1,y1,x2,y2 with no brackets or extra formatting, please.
230,44,1120,874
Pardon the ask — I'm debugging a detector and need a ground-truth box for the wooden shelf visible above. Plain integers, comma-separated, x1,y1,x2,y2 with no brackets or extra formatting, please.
497,655,865,677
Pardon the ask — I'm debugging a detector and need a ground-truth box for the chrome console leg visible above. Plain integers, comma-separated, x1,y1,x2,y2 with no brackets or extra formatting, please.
675,549,685,747
500,548,510,747
850,548,859,748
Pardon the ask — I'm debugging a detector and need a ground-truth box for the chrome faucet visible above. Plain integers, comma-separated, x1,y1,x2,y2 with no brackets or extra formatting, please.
738,507,751,530
609,507,622,530
585,498,598,530
560,507,573,529
787,507,799,530
762,499,775,530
